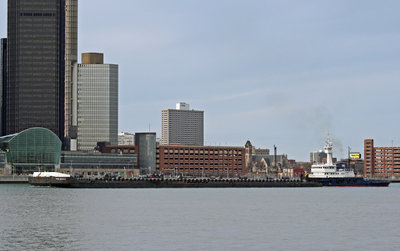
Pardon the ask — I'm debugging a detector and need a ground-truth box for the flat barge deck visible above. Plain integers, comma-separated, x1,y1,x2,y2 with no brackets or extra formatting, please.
28,176,322,188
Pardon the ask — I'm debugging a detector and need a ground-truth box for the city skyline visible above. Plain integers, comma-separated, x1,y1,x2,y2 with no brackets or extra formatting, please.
1,0,399,161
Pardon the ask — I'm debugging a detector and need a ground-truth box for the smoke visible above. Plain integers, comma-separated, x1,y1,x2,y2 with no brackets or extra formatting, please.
309,106,333,145
331,137,344,159
308,106,344,159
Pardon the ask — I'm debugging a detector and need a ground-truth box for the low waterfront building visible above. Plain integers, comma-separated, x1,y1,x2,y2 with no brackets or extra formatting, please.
0,127,138,177
279,167,304,179
0,151,6,175
158,145,246,177
0,127,62,174
59,151,138,177
364,139,400,178
101,145,137,154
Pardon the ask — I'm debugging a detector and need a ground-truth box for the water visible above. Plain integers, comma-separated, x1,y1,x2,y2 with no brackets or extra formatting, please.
1,184,400,251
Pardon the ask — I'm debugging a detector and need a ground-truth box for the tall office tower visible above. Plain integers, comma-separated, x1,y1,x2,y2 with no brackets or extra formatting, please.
72,53,118,151
161,102,204,146
0,39,6,135
6,0,65,138
64,0,78,143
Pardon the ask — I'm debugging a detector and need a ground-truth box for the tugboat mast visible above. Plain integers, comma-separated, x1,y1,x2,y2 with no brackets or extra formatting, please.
325,137,334,166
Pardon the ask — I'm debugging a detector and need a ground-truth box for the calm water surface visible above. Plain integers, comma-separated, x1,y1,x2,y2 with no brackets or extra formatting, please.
1,184,399,250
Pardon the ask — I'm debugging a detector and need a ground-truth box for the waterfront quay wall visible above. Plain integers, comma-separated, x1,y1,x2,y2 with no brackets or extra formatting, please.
0,175,28,183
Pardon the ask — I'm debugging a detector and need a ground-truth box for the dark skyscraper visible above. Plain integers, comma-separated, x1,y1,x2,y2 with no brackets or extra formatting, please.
0,38,6,135
6,0,65,138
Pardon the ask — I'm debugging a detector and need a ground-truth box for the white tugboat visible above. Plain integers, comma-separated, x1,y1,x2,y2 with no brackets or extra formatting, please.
307,137,390,187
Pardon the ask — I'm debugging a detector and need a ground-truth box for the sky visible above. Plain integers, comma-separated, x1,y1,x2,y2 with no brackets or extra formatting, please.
1,0,400,161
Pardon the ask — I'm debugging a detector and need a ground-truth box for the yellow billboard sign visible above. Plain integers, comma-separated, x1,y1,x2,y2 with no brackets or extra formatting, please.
349,152,361,159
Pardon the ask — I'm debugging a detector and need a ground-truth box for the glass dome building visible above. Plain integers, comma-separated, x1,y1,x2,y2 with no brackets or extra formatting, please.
0,127,62,174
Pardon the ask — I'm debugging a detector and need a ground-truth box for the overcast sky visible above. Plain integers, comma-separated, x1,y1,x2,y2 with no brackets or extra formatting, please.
1,0,400,161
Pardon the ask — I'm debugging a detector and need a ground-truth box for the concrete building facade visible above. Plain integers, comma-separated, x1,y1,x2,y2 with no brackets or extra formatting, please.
64,0,78,142
72,53,118,151
118,132,134,146
6,0,66,139
161,102,204,146
364,139,400,177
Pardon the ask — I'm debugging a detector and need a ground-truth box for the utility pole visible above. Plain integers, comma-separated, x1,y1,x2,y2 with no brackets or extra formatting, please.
274,145,277,170
348,146,351,172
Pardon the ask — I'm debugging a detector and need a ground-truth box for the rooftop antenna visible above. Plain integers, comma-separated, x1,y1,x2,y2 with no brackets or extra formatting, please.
149,123,151,132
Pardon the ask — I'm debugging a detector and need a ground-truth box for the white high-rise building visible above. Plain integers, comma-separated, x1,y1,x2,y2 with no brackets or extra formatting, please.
161,103,204,146
71,53,118,151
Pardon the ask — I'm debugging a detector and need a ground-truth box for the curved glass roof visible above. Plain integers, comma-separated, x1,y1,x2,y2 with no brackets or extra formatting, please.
0,127,61,165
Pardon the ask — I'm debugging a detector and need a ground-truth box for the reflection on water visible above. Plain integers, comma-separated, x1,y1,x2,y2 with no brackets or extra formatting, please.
1,184,400,250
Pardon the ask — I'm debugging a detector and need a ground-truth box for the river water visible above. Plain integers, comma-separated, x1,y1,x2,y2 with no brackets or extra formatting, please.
1,184,399,250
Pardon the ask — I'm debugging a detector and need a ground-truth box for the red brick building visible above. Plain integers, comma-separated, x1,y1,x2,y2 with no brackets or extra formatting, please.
364,139,400,177
158,145,246,177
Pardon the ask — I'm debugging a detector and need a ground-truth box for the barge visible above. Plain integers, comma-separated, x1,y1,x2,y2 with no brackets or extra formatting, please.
29,173,321,188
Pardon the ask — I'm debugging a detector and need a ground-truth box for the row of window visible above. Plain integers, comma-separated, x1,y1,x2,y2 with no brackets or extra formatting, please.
163,149,242,154
163,163,242,166
163,168,241,171
20,12,55,17
164,158,242,161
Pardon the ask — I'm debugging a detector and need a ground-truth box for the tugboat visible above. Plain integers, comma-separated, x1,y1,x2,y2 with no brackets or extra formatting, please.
307,138,390,187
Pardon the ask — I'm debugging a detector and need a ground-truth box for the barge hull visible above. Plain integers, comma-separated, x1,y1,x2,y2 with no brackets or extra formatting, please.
29,177,321,188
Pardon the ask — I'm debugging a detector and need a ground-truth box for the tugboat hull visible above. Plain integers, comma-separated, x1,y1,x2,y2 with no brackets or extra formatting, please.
307,177,390,187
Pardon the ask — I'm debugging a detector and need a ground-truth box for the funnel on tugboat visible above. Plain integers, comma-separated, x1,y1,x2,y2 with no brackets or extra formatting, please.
307,137,390,187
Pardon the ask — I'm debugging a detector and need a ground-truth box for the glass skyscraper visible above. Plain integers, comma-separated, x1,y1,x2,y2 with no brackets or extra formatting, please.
72,53,118,151
6,0,66,138
0,38,6,135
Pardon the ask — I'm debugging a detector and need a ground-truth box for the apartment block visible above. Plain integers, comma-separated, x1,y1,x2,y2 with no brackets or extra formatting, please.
161,102,204,146
364,139,400,177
